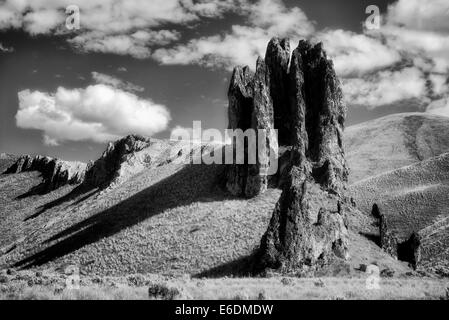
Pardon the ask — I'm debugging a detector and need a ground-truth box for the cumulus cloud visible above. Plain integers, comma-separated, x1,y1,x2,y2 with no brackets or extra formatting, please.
342,67,429,108
316,30,401,77
16,85,170,145
325,0,449,109
153,0,314,70
386,0,449,33
3,0,449,113
91,72,144,93
380,0,449,73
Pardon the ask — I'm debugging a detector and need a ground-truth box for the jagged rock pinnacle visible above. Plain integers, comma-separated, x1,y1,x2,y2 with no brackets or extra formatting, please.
258,39,350,273
4,155,86,192
225,37,350,272
84,134,152,188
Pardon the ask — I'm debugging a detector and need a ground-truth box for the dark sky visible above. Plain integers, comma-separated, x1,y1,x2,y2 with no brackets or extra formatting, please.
0,0,419,162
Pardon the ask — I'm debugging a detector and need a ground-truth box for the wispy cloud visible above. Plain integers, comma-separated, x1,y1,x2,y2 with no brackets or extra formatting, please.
153,0,314,70
91,72,144,93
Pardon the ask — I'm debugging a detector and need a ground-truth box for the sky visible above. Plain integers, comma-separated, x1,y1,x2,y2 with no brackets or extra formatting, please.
0,0,448,162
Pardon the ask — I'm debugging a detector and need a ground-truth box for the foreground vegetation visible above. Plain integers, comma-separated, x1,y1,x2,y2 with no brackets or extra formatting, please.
0,270,448,300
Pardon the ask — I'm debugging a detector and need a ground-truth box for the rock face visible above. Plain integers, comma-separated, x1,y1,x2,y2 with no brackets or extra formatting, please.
225,37,351,272
223,38,351,272
411,217,449,276
378,205,449,275
257,40,350,273
265,38,290,145
4,155,86,192
225,38,348,198
84,135,152,188
0,153,18,173
225,57,278,197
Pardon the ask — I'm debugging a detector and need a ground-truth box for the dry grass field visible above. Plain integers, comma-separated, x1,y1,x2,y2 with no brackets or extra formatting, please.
1,270,447,300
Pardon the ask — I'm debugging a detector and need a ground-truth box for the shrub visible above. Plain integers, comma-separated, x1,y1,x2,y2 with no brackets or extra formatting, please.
148,283,180,300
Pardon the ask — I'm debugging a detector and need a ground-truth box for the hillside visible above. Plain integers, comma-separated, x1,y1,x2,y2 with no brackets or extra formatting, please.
3,112,449,278
346,113,449,275
0,137,281,276
0,153,18,173
350,152,449,218
0,140,410,277
1,161,409,277
1,38,427,280
350,153,449,274
345,113,449,183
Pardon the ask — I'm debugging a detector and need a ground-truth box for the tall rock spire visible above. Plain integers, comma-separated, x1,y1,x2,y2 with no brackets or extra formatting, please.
265,37,291,146
225,37,350,272
225,57,278,198
258,40,349,273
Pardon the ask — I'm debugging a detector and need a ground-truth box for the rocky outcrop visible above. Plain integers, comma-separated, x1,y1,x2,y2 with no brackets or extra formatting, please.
257,39,350,273
224,38,350,272
225,58,278,198
265,38,290,145
411,217,449,276
379,210,400,259
0,153,18,173
4,155,86,192
379,204,449,275
84,135,152,188
225,37,348,198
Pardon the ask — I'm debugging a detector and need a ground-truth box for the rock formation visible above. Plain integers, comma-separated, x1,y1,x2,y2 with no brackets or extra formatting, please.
224,37,350,272
411,217,449,276
4,155,86,192
225,39,290,197
265,38,291,146
84,134,152,188
225,56,279,197
257,39,350,273
225,36,349,199
378,204,449,275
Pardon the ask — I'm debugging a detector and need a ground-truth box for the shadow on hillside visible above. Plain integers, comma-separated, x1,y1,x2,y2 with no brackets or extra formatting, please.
359,232,381,247
23,185,98,221
16,182,54,199
13,164,230,269
194,253,258,278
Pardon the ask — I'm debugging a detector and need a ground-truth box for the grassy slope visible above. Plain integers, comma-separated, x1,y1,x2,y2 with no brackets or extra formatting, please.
0,163,410,278
4,112,449,281
350,153,449,241
345,113,449,183
0,163,282,276
0,154,18,173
